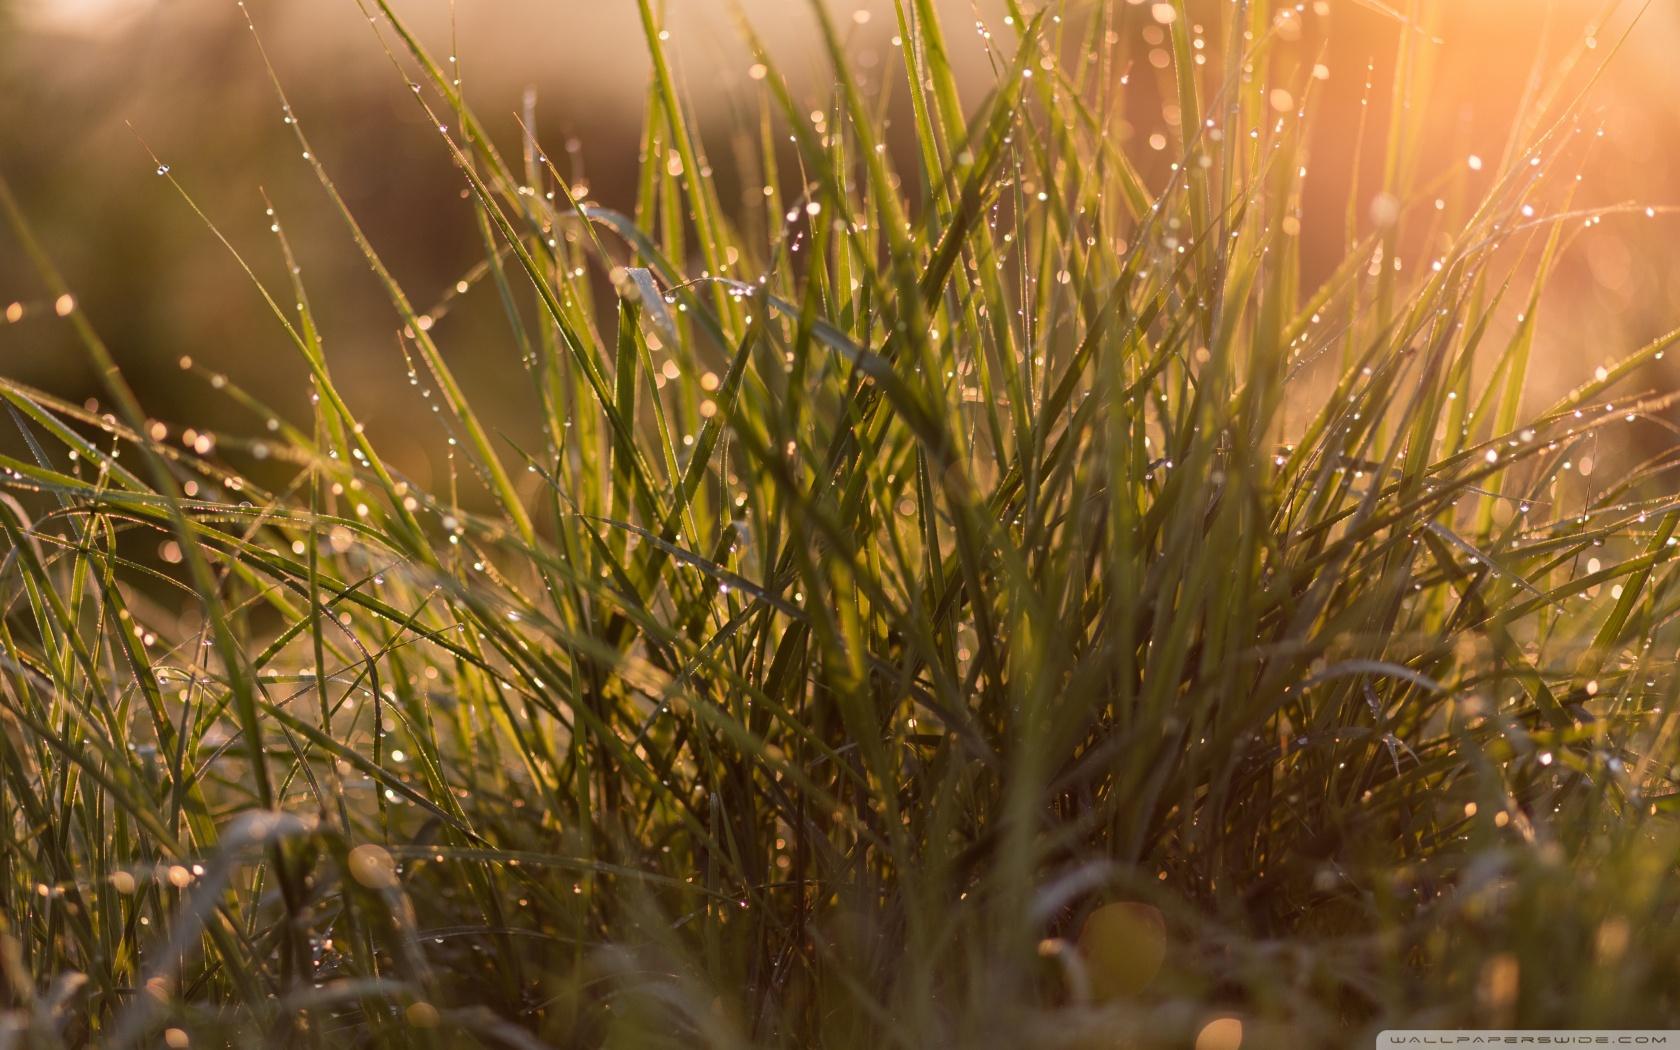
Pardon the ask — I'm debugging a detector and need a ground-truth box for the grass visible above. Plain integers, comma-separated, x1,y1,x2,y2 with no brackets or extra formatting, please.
2,0,1680,1046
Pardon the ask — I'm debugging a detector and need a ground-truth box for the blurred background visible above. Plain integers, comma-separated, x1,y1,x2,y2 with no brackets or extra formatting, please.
2,0,1679,493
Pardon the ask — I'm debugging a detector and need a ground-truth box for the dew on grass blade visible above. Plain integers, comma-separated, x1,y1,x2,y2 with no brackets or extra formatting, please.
347,844,400,889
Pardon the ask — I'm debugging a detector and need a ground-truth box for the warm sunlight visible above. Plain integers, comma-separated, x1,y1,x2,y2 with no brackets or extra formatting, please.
3,1,1680,1046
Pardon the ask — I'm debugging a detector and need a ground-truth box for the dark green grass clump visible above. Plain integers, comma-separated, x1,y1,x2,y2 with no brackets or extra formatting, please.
2,0,1680,1046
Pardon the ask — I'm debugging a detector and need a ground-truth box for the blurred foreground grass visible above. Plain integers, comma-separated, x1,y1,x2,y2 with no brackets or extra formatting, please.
3,1,1680,1047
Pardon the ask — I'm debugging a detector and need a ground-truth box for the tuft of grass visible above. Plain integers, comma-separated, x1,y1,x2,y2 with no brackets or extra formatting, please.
2,1,1680,1046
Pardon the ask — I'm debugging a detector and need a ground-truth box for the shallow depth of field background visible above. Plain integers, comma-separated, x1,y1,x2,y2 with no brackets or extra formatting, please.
3,2,1680,1043
3,0,1679,491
